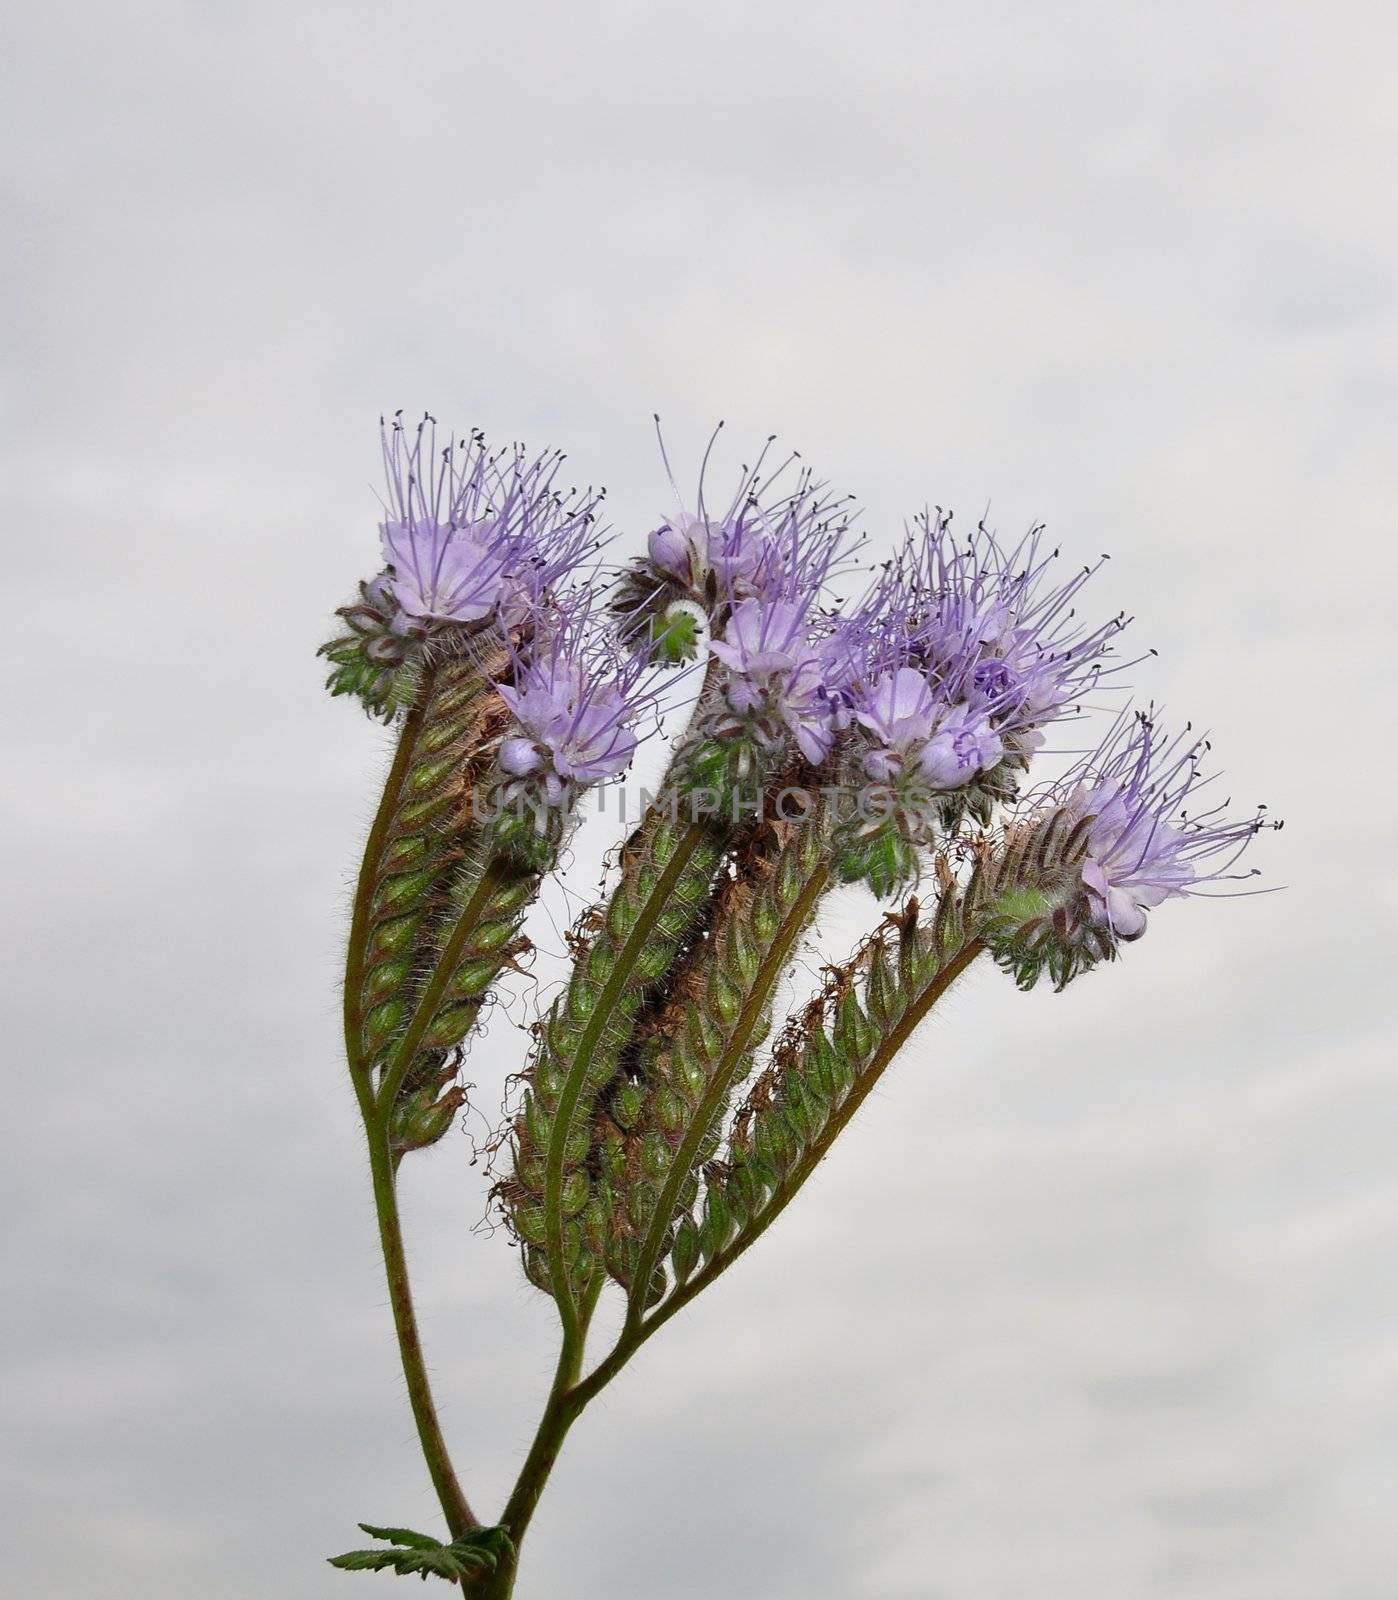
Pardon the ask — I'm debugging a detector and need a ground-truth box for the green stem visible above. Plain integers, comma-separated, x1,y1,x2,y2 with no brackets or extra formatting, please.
485,1280,603,1598
366,1123,478,1535
476,933,988,1589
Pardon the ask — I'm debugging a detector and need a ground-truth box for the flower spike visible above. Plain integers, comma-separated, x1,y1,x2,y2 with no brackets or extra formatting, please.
321,414,605,718
988,708,1279,987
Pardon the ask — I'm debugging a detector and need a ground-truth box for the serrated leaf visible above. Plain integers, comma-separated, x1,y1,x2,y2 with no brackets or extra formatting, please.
328,1522,514,1583
357,1524,443,1550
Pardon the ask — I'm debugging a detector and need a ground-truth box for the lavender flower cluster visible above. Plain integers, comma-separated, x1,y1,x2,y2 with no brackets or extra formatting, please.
324,416,1273,966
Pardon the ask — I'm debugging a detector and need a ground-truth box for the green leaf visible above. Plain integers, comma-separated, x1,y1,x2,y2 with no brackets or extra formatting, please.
356,1524,444,1550
328,1523,515,1583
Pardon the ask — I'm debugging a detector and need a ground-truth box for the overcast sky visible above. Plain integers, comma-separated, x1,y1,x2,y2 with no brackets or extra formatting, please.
4,3,1396,1596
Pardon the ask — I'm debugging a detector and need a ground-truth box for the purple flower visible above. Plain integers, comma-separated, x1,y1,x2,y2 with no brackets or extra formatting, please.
645,429,857,613
853,666,939,781
375,414,602,633
710,597,841,764
851,666,1004,789
896,515,1128,741
855,667,939,748
497,598,659,807
916,702,1006,790
1053,712,1272,941
1073,782,1193,938
381,517,511,625
499,662,637,804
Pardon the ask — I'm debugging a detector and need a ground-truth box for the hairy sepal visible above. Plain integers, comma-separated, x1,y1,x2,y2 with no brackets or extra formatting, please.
601,794,833,1309
501,803,727,1302
667,825,1083,1297
352,647,513,1070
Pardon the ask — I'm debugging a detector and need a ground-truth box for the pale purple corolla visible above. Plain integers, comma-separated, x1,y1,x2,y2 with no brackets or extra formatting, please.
1071,778,1196,939
852,665,1004,789
1055,711,1270,941
381,517,513,625
499,658,639,806
853,666,938,781
375,415,602,633
709,597,842,764
916,701,1006,790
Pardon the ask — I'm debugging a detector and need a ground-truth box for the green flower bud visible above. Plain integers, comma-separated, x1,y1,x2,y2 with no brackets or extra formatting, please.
649,605,703,664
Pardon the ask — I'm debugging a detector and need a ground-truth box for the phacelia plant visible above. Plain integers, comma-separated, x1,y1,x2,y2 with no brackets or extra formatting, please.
320,415,1277,1594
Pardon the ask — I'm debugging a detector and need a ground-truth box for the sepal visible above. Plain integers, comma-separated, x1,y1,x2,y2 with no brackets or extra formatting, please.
488,803,567,872
388,1065,466,1156
319,578,416,721
834,816,918,900
676,732,766,817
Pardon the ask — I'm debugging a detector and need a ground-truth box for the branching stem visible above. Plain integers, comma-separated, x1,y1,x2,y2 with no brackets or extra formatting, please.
489,934,989,1591
576,938,987,1407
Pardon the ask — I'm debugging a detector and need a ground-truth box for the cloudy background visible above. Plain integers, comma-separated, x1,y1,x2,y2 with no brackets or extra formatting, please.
4,2,1396,1595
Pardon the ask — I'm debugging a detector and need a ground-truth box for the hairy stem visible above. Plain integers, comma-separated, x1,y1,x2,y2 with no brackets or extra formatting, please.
495,1277,601,1562
366,1125,477,1535
342,674,477,1536
467,935,991,1584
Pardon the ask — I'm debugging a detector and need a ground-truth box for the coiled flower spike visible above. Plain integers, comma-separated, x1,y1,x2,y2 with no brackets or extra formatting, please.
377,414,602,628
488,589,667,866
1064,710,1272,937
693,442,858,770
900,511,1128,740
614,424,859,661
321,414,604,717
989,708,1277,987
811,512,1130,896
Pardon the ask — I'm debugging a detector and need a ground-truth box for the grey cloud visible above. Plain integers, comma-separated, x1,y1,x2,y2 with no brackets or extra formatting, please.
4,2,1395,1596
